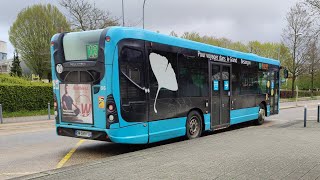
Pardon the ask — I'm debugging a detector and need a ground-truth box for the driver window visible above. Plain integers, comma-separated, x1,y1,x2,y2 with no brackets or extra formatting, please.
119,47,145,104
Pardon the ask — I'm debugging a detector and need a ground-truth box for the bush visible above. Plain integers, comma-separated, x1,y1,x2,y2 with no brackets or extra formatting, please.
280,90,295,98
0,83,53,112
280,90,320,98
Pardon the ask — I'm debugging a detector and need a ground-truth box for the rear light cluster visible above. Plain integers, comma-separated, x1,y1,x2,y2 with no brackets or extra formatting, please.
53,93,59,124
106,94,118,128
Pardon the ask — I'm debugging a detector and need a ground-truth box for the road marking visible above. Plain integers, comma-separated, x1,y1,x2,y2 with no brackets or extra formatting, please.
56,139,85,169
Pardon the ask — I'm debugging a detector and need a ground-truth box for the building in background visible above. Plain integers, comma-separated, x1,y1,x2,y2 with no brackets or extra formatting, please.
0,40,31,75
0,41,12,73
0,41,7,60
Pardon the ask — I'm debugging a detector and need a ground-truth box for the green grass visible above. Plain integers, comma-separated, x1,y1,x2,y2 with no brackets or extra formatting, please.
2,109,54,118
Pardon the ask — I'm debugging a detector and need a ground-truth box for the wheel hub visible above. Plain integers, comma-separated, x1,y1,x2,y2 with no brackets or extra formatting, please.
189,118,198,135
259,109,265,119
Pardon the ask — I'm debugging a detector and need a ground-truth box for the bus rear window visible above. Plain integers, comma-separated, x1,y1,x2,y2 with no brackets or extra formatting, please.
63,29,103,61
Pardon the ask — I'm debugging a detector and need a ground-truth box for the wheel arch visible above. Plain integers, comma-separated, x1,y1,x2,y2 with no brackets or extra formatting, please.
187,108,205,132
260,101,267,116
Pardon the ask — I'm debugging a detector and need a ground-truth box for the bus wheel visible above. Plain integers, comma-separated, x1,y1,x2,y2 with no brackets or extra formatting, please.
255,104,265,125
186,111,203,139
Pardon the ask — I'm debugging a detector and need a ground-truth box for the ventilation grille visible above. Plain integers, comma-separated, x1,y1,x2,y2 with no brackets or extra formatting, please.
60,70,101,84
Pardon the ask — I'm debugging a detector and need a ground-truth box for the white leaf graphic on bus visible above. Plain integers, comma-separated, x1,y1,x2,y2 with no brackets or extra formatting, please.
149,53,178,113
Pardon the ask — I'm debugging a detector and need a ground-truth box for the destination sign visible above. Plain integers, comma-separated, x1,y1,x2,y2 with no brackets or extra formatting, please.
197,51,250,65
259,63,269,70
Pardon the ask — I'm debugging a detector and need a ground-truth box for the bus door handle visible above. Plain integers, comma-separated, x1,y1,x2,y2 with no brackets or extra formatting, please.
144,88,150,94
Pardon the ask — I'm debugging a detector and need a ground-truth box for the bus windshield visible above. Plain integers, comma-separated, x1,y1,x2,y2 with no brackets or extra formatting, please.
63,29,103,61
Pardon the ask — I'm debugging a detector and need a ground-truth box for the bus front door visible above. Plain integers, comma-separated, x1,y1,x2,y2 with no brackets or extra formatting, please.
210,63,231,129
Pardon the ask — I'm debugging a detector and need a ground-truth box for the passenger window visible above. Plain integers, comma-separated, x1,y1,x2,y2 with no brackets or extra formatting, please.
178,53,209,97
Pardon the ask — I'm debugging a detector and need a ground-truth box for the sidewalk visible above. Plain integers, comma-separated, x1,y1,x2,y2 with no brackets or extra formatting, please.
1,115,53,124
280,96,320,103
0,120,54,136
280,99,320,109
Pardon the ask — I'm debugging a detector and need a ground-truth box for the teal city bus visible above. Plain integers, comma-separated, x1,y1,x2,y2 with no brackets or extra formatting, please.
51,27,280,144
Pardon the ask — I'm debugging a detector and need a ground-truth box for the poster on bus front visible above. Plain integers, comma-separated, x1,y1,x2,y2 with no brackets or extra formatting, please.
59,84,93,124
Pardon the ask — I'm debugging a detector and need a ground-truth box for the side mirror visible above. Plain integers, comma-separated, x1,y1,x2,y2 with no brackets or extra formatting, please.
283,69,288,79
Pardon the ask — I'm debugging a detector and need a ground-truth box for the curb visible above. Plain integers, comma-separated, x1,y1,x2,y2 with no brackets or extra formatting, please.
279,105,303,110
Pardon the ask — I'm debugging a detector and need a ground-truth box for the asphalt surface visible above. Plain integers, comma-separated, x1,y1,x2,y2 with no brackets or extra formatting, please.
1,100,320,180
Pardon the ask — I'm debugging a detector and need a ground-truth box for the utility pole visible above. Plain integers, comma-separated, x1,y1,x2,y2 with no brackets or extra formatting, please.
143,0,146,29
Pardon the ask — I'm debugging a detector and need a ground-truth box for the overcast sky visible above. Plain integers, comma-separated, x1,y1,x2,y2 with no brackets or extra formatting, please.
0,0,300,58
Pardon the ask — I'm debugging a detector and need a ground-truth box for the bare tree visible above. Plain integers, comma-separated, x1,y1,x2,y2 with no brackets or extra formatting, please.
282,3,314,96
169,31,178,37
305,39,320,96
59,0,119,31
306,0,320,11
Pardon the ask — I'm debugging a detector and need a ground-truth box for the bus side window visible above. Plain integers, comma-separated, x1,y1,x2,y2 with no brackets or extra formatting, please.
232,63,241,95
240,63,259,94
178,53,208,97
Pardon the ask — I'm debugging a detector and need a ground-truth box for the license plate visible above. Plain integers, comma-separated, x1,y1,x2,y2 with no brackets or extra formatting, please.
75,130,92,138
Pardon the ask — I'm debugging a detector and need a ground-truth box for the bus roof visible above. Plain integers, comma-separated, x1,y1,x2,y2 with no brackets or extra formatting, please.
110,27,280,66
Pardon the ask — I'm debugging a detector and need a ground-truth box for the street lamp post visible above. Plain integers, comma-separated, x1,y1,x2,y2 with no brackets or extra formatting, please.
143,0,147,29
122,0,125,26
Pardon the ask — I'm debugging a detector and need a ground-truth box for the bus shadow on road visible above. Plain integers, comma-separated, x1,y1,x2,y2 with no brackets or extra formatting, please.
74,121,256,159
202,120,255,137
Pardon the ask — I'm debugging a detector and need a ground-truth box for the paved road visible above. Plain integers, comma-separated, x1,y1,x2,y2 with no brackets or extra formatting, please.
1,100,320,180
0,121,78,179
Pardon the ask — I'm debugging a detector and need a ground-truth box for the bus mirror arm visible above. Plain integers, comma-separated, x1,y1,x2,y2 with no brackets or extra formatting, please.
121,71,148,93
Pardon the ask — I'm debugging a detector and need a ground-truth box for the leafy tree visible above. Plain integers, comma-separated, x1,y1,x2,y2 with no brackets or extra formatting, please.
248,41,290,61
9,4,70,79
60,0,119,31
229,41,249,52
181,32,202,42
10,51,22,77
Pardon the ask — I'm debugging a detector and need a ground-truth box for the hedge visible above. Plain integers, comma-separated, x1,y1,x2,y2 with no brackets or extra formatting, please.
280,90,320,98
0,83,53,112
0,74,44,85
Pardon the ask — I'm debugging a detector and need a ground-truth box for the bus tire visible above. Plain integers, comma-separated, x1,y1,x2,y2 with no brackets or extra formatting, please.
186,111,203,139
255,104,266,125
